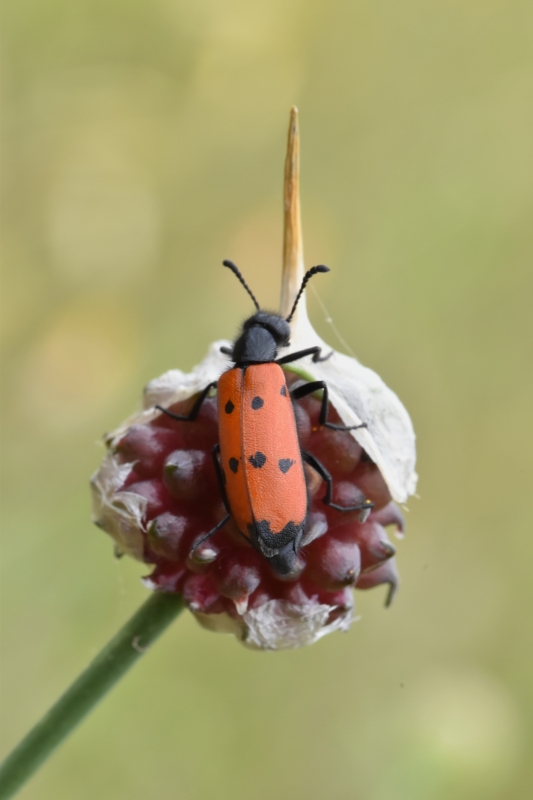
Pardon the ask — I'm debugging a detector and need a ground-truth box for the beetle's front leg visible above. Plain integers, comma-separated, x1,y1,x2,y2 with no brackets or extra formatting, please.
155,381,217,422
276,346,333,365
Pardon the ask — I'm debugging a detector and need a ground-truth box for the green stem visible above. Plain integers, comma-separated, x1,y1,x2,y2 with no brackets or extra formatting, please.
0,592,184,800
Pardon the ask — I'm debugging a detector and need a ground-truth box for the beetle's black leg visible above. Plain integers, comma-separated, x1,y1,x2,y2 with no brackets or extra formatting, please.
155,381,217,422
211,443,230,513
313,349,334,362
276,346,333,365
187,444,231,556
302,450,333,503
219,346,233,356
291,380,367,432
277,346,320,365
302,451,374,517
189,514,231,554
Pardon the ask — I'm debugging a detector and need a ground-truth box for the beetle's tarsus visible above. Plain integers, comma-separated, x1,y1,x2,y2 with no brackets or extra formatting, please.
155,381,217,423
189,514,230,554
312,349,333,363
155,405,188,422
324,421,367,432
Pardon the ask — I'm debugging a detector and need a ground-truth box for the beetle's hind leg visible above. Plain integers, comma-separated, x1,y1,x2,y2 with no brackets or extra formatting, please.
155,381,217,422
291,380,367,432
189,514,231,554
302,451,373,520
211,443,230,513
189,444,231,556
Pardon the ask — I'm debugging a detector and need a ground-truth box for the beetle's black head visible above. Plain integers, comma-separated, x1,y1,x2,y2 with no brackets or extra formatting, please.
222,259,329,364
243,312,291,344
232,312,291,364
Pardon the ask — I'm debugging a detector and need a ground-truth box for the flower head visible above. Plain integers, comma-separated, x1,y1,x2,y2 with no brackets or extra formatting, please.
91,108,416,650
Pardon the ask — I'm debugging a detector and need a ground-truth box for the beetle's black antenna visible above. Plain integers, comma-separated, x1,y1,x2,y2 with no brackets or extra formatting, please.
286,265,330,323
223,260,260,311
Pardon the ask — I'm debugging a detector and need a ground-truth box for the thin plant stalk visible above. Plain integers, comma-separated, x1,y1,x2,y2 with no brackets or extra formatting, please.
0,592,184,800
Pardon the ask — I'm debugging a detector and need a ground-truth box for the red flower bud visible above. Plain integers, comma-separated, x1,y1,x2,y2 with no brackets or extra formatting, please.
356,557,400,607
305,535,362,591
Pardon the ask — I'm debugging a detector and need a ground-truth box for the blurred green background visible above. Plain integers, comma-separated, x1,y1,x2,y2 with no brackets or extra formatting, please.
2,1,532,798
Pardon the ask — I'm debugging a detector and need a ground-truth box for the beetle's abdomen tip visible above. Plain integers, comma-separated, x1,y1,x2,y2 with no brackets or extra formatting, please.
268,548,297,576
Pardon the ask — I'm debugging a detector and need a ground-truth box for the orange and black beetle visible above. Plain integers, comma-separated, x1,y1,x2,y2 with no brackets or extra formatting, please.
156,261,373,574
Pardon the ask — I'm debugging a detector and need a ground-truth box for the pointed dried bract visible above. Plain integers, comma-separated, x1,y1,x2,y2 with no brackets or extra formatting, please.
281,106,306,322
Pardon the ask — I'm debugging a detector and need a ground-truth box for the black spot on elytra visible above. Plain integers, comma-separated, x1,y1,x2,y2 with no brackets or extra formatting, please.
229,457,239,474
251,396,264,410
280,385,287,397
225,399,235,414
249,452,267,469
279,458,295,474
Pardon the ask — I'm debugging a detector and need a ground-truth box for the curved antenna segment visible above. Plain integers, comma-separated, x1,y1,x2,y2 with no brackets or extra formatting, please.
286,265,330,323
222,260,260,311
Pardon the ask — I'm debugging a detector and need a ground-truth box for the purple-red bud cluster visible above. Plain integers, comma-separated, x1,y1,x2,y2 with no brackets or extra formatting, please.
108,371,404,626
